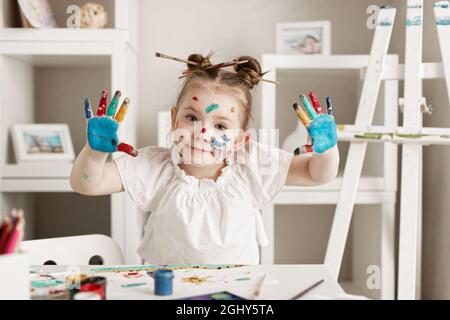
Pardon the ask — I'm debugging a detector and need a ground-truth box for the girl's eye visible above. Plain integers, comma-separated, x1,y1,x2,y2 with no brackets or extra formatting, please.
215,123,227,131
186,115,198,122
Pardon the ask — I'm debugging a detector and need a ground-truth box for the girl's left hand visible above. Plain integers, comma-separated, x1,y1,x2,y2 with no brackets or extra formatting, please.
85,90,138,157
293,93,337,155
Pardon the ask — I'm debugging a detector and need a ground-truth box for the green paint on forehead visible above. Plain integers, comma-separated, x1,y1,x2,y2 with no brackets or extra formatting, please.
205,103,219,114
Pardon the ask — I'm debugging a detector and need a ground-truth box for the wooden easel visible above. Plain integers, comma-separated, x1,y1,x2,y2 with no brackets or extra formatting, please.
325,0,450,299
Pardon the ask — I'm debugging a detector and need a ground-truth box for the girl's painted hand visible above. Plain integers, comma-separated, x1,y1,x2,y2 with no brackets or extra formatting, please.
85,90,138,157
293,92,337,155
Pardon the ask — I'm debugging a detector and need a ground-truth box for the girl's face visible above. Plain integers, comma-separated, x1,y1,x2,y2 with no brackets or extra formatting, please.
171,85,248,166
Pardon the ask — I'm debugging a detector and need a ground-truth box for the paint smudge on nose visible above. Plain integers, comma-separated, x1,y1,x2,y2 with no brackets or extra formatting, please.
205,103,219,113
192,96,199,101
210,134,231,151
210,136,223,149
230,107,235,113
201,127,206,134
221,134,230,142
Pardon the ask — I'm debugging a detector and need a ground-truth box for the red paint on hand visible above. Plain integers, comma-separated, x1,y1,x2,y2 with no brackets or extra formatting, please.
309,92,323,114
304,144,314,153
192,96,199,101
118,143,138,157
97,90,108,116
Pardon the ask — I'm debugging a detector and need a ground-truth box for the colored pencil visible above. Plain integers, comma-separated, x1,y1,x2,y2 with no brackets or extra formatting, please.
0,209,25,254
0,217,12,254
253,274,266,299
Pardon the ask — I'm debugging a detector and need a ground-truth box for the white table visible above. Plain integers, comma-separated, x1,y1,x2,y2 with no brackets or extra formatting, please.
31,264,346,300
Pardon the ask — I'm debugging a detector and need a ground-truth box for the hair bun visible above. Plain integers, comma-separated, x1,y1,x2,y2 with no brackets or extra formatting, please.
234,56,262,89
187,53,212,71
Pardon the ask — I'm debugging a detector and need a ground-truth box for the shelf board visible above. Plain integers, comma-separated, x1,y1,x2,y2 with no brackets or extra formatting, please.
1,163,72,178
262,54,399,70
278,68,360,79
5,54,110,67
0,167,395,200
0,28,129,42
0,163,74,192
0,179,73,192
275,177,396,205
0,28,132,60
283,176,385,192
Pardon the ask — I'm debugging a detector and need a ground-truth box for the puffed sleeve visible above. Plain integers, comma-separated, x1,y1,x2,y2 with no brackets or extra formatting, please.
240,141,294,209
113,146,173,212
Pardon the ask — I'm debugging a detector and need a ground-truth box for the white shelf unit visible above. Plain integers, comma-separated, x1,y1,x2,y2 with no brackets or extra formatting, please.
0,0,142,263
260,54,399,299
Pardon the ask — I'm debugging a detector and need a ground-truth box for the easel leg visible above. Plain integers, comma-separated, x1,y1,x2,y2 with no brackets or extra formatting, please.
398,0,424,300
324,6,396,279
380,203,396,300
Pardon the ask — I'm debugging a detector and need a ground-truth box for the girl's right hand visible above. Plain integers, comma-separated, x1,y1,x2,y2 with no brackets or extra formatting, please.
85,90,138,157
293,92,337,155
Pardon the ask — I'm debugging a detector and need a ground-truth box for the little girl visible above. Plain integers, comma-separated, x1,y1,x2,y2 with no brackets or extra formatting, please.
70,52,339,265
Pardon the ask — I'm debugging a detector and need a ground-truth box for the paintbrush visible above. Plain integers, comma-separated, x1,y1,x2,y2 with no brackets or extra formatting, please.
205,59,249,70
290,279,324,300
253,274,266,299
155,52,198,66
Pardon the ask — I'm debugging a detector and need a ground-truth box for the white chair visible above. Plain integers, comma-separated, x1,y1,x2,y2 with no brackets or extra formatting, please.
21,234,124,265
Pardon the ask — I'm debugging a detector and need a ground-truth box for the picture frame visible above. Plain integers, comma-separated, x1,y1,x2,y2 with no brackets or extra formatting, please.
17,0,57,28
276,21,331,55
11,124,75,163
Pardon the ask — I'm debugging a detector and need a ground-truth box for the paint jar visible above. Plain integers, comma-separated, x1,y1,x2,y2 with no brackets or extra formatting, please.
154,269,174,296
73,291,101,300
68,276,107,300
79,284,104,299
81,277,107,300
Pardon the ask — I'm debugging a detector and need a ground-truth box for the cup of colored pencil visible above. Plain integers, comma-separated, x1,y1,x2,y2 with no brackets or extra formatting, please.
0,209,25,255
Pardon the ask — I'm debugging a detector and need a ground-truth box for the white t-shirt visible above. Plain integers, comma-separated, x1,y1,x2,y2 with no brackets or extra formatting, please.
113,141,293,265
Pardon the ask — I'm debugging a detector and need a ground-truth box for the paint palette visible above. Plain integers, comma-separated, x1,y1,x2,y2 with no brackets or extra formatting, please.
173,267,277,288
29,271,71,300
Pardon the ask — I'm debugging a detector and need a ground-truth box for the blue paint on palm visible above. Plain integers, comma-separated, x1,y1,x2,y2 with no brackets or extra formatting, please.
87,117,119,153
307,114,337,154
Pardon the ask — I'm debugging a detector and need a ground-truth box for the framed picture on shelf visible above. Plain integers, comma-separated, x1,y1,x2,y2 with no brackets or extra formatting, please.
17,0,57,28
276,21,331,55
11,124,75,163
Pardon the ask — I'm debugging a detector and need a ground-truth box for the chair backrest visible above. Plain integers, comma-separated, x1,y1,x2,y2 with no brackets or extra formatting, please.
21,234,124,265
